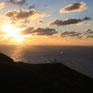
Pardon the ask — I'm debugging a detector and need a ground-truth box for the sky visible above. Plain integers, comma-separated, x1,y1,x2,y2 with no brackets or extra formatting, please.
0,0,93,45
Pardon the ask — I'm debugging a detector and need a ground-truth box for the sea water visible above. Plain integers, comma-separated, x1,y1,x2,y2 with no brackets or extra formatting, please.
0,45,93,77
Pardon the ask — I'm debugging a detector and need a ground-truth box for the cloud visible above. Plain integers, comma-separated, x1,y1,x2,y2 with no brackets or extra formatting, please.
20,27,34,35
0,2,5,10
61,31,82,38
86,35,93,38
60,2,88,13
5,9,17,18
85,28,93,34
83,17,91,20
84,28,93,39
5,9,48,21
29,4,36,9
49,17,92,26
33,28,58,36
61,29,93,39
6,0,26,5
38,19,44,24
20,27,58,36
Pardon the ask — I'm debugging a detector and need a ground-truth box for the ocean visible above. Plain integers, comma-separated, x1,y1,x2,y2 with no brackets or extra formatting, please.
0,45,93,78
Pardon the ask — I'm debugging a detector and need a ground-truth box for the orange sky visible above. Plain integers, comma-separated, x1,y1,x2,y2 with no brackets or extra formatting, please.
0,0,93,46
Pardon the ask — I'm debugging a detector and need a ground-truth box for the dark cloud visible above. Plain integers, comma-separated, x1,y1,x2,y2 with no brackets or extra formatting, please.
61,31,82,38
83,17,91,21
49,17,92,26
84,29,93,39
5,9,48,21
6,0,26,5
86,35,93,39
60,2,88,13
20,27,58,36
33,28,58,36
85,28,93,34
15,9,36,19
29,4,35,9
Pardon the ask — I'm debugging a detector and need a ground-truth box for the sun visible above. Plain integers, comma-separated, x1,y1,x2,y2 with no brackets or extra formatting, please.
2,24,24,42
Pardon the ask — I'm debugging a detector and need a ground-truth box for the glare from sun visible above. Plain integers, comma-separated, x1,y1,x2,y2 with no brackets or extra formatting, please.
2,24,24,42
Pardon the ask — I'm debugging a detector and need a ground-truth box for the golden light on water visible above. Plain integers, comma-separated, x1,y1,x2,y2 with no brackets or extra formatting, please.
2,24,24,42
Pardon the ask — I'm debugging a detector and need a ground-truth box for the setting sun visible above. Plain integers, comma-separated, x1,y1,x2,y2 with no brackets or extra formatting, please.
2,24,24,42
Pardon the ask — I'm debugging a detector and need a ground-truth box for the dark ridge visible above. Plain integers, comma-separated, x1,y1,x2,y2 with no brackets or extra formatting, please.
0,53,13,63
0,53,92,92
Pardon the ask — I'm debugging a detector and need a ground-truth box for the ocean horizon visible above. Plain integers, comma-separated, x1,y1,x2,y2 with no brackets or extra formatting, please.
0,45,93,78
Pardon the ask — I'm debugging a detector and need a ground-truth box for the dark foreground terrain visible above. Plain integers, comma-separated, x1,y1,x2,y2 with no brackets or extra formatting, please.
0,53,92,92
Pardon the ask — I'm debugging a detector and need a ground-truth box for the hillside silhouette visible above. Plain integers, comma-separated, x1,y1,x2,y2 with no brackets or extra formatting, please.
0,53,92,92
